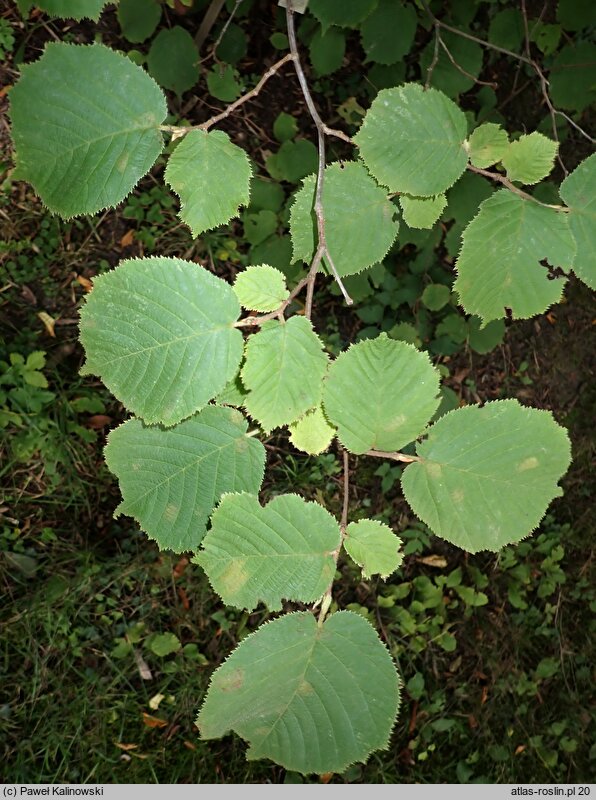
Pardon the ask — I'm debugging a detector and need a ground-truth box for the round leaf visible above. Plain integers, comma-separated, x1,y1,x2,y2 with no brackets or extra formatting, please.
400,194,446,230
360,0,417,65
80,257,243,426
195,493,341,610
309,0,378,30
197,611,401,774
354,83,468,196
147,27,199,95
467,123,509,169
322,334,440,454
289,406,336,455
309,26,345,76
290,162,398,277
105,406,265,553
118,0,161,42
10,43,166,217
422,284,451,311
502,133,558,185
234,265,289,312
344,519,403,579
401,400,571,553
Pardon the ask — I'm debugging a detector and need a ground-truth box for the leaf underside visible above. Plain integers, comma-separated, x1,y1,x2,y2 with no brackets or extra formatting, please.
79,257,243,426
105,406,265,553
197,611,401,774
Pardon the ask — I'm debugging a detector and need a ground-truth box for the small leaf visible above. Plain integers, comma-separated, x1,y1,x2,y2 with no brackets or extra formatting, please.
234,265,288,312
79,257,243,426
420,31,483,98
309,0,378,30
454,191,575,323
399,194,446,229
215,22,247,65
360,0,417,65
354,83,468,196
242,317,328,432
10,43,166,217
488,8,524,51
502,132,558,185
207,64,242,102
401,400,571,553
322,334,440,454
467,317,505,354
195,493,341,611
290,162,398,277
36,0,108,20
309,26,345,76
147,27,199,95
344,519,403,579
165,130,251,237
559,153,596,290
266,139,318,183
148,633,181,656
118,0,161,43
105,405,265,552
273,112,298,143
467,123,509,169
421,284,451,311
197,611,401,774
289,406,336,455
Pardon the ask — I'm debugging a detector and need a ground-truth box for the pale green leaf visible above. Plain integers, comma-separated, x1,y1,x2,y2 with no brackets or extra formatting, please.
401,400,571,553
290,162,398,277
354,84,468,196
215,374,248,407
36,0,108,19
454,191,575,323
421,284,451,311
197,611,400,774
10,43,166,217
467,123,509,169
195,493,340,610
400,194,446,229
289,406,336,455
147,26,199,95
309,0,378,30
502,133,558,185
118,0,162,43
322,334,440,454
360,0,417,65
79,257,243,426
104,405,265,553
559,153,596,290
242,317,328,432
165,130,251,237
233,265,288,312
149,633,181,656
344,519,403,579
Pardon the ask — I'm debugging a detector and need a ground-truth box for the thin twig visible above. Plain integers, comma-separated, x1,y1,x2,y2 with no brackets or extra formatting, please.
425,24,440,89
286,0,353,313
209,0,242,62
438,34,497,89
195,0,226,49
365,449,422,464
318,446,350,626
467,164,568,210
161,54,294,137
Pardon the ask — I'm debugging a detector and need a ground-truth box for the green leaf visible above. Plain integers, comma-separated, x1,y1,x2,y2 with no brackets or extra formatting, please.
422,284,451,311
399,194,446,229
79,257,243,426
273,112,298,143
322,334,440,455
557,0,596,31
502,133,558,185
559,153,596,290
344,519,403,579
197,611,400,774
467,316,505,354
215,22,247,65
242,210,277,246
401,400,571,553
548,42,596,112
148,633,181,656
242,317,328,432
36,0,108,19
420,31,483,98
467,123,509,169
266,139,318,183
207,64,242,102
10,43,166,217
289,406,336,455
117,0,161,43
488,8,524,51
248,177,284,212
360,0,417,65
354,84,468,196
233,265,288,312
195,493,340,610
216,374,248,407
309,0,378,30
454,191,575,324
165,130,251,237
147,27,199,95
309,26,345,76
290,162,398,277
105,406,265,553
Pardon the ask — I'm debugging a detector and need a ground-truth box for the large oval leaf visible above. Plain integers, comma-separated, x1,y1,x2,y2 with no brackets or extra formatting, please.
80,257,243,426
197,611,400,774
290,161,398,277
195,493,340,610
354,83,468,196
105,406,265,553
10,43,166,217
454,190,575,323
322,334,440,454
560,153,596,290
401,400,571,553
